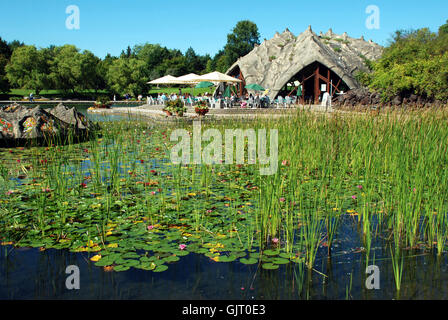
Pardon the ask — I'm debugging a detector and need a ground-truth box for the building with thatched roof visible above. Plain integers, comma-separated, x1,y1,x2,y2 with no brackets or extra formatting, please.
225,26,383,103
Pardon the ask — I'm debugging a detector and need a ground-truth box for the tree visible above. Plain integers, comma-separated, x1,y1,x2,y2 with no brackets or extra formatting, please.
7,40,24,55
0,54,10,93
0,37,11,93
0,37,11,58
97,54,117,92
185,47,208,74
223,20,260,69
50,45,100,94
439,19,448,35
5,45,50,94
366,22,448,102
106,57,147,97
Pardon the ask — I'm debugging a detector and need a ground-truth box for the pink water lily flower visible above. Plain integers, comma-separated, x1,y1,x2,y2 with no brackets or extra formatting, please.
351,195,357,200
179,244,187,250
147,225,154,231
357,185,363,189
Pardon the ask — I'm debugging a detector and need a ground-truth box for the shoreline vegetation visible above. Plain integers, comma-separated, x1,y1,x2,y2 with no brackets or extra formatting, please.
1,107,448,299
1,20,447,105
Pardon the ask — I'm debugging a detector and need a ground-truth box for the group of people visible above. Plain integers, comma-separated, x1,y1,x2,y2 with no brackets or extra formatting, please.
154,92,213,104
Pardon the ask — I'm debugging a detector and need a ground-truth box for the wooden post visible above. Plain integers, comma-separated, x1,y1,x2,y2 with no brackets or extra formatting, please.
301,74,305,104
314,64,320,104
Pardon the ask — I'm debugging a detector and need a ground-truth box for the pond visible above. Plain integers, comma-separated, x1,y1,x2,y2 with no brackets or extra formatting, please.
1,105,448,300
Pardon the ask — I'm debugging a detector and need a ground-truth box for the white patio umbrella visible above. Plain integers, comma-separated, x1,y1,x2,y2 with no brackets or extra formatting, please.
174,73,201,84
197,71,242,83
147,75,179,84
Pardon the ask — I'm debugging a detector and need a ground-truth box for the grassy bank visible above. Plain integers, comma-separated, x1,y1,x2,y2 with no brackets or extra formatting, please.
1,87,212,101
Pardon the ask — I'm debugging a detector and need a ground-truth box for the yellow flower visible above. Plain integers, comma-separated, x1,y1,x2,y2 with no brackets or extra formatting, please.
90,255,101,262
107,243,118,248
211,256,220,262
187,192,197,197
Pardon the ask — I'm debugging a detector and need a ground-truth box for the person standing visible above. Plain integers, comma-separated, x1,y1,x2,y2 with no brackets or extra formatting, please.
296,84,302,105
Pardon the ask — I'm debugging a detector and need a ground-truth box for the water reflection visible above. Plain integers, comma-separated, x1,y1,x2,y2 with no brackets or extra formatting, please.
2,244,448,299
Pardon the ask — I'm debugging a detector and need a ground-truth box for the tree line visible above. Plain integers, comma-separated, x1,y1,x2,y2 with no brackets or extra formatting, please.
357,20,448,102
0,20,260,98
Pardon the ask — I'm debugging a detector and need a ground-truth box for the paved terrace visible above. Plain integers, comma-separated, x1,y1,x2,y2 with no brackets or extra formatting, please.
87,103,334,121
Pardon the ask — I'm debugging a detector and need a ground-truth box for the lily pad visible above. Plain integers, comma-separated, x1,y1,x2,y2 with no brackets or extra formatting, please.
263,249,280,256
218,255,237,262
272,258,290,265
164,255,180,263
153,264,168,272
113,265,130,272
240,257,258,265
262,263,279,270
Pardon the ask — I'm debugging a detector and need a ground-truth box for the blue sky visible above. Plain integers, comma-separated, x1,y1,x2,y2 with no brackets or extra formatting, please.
0,0,447,58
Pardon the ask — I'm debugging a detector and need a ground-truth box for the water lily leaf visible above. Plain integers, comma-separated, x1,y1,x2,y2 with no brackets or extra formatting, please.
174,250,189,256
164,255,180,263
122,252,139,259
218,255,237,262
153,264,168,272
125,259,140,267
95,258,114,267
263,249,279,256
262,263,279,270
138,263,153,270
240,257,258,265
140,256,151,263
272,258,290,265
113,265,130,272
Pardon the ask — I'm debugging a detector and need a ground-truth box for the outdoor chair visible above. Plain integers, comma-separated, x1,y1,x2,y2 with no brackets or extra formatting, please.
285,96,292,108
276,96,286,108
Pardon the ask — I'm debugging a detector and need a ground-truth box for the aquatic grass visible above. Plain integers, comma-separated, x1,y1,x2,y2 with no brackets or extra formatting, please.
1,107,448,277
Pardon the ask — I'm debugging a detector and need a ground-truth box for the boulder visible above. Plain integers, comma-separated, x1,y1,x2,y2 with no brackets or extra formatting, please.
0,103,98,147
392,96,402,106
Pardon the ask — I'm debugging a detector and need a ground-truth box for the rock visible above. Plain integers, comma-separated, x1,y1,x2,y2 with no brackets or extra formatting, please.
409,94,418,102
392,96,402,106
0,103,98,147
47,103,96,131
224,26,383,100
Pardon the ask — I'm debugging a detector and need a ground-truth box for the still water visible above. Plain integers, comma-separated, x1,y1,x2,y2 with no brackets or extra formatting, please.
1,103,448,300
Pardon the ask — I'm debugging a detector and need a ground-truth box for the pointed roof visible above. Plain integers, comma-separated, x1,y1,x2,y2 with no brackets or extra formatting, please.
225,26,383,99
